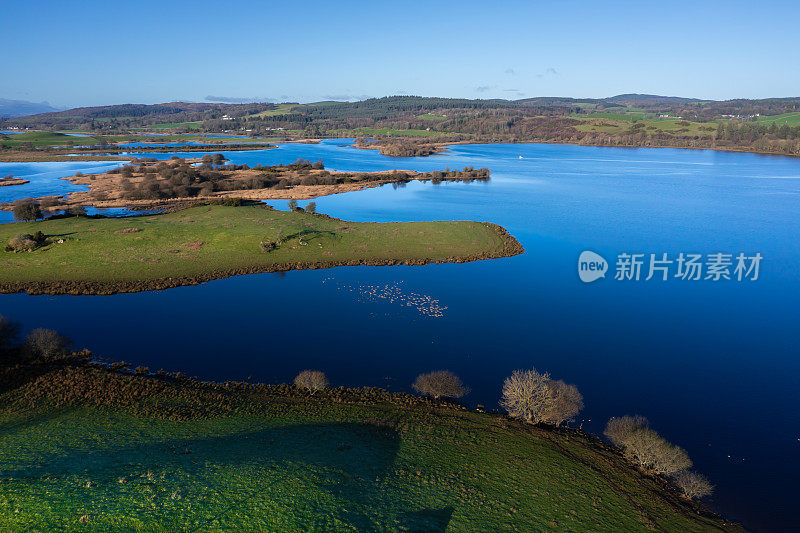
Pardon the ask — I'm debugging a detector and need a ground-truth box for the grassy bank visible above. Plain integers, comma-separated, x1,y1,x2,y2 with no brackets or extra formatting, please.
0,204,523,295
0,360,742,531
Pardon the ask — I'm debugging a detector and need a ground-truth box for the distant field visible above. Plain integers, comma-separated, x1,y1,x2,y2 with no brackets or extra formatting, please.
579,112,647,122
0,131,97,147
755,112,800,126
0,204,519,293
417,113,446,120
574,117,716,136
250,101,344,118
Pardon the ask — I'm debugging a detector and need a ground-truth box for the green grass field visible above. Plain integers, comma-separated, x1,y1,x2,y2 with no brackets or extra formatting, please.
574,117,716,136
0,132,98,147
578,112,647,122
249,101,343,118
417,114,446,120
0,204,518,292
0,362,742,531
755,112,800,126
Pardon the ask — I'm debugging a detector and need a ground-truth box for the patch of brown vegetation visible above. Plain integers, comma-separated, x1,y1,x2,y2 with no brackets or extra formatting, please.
0,157,490,212
114,228,141,234
182,241,204,251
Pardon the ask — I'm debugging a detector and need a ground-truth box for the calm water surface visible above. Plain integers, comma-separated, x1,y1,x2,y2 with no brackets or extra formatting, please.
1,140,799,531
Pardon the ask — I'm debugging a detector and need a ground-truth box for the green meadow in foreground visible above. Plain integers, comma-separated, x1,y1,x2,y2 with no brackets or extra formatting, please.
0,362,743,531
0,204,522,294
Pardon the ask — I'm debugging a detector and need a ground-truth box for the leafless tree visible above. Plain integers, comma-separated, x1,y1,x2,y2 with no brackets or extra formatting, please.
25,328,72,358
500,368,583,426
621,428,692,475
604,415,650,447
294,370,329,392
500,369,551,423
545,379,584,426
412,370,469,399
671,470,714,499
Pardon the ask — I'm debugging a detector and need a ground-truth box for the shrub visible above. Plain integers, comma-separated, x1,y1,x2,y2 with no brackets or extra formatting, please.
25,328,72,358
671,470,714,499
12,198,41,222
412,370,469,399
500,368,583,426
621,428,692,475
294,370,329,392
306,201,316,214
7,234,38,252
604,415,649,447
287,199,298,211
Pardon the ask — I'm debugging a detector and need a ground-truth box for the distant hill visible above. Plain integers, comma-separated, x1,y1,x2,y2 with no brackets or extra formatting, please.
604,94,702,105
0,98,61,118
36,101,253,119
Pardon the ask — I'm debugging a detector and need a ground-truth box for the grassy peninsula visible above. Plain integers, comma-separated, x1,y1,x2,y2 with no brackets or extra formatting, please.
0,204,523,295
0,359,743,531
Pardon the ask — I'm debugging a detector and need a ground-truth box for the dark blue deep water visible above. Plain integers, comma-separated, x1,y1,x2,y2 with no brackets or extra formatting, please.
2,140,800,531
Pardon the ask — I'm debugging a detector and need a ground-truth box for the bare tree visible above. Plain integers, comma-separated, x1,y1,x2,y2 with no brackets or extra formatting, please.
621,428,692,475
412,370,469,399
545,379,584,426
12,198,42,222
671,470,714,499
604,415,650,447
25,328,72,358
294,370,329,392
500,369,551,423
500,368,583,426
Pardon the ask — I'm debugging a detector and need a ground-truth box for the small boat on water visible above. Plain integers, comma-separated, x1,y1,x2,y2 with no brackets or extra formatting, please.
518,155,524,159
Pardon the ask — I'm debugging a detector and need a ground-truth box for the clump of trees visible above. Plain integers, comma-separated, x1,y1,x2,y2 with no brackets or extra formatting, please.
12,198,42,222
294,370,329,392
412,370,469,399
500,368,583,426
604,415,712,499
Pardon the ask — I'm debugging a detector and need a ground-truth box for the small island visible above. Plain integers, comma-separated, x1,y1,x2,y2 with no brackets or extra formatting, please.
0,203,523,295
0,175,29,187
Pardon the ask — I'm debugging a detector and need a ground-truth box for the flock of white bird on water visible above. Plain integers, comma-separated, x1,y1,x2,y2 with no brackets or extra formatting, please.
322,278,447,318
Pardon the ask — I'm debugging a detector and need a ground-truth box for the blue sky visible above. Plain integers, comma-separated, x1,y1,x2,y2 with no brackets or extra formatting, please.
1,0,798,108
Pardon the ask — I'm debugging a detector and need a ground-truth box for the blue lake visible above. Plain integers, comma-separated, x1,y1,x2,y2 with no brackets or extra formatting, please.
1,140,799,531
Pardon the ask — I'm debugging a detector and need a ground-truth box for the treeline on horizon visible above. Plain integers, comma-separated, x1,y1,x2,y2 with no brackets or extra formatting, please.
3,95,800,155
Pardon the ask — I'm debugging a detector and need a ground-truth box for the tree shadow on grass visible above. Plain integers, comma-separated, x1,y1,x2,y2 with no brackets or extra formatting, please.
2,421,454,530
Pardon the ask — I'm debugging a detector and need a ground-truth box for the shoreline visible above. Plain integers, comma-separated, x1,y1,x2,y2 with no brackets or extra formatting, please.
1,136,797,165
348,136,800,159
0,356,743,531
